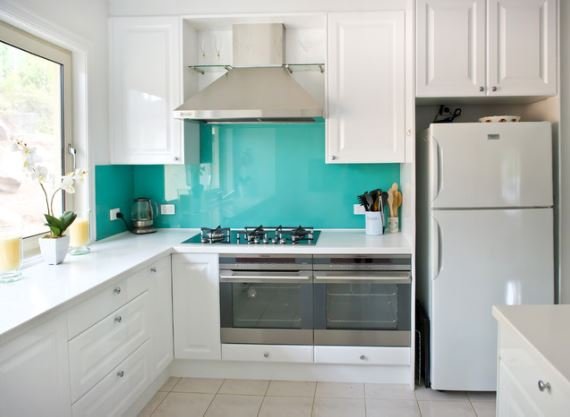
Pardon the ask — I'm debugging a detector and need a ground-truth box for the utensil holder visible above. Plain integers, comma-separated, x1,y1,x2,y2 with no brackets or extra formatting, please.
388,217,399,233
365,211,383,235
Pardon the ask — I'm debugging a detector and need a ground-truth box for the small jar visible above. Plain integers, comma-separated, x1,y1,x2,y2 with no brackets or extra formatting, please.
69,210,91,256
0,225,23,283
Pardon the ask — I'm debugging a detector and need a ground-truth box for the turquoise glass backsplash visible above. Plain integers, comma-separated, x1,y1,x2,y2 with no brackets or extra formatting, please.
95,121,400,239
95,165,134,240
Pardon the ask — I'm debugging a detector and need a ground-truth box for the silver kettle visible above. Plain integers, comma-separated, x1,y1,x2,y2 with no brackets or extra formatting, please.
130,197,157,234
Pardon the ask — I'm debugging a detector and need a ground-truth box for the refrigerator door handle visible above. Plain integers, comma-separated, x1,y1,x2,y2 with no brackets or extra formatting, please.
432,217,443,280
432,139,443,202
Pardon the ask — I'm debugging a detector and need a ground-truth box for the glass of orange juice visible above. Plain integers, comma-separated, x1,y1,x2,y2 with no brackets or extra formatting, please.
0,225,23,283
69,210,91,256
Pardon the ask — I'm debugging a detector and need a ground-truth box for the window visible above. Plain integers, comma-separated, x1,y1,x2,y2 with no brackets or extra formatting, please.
0,21,73,247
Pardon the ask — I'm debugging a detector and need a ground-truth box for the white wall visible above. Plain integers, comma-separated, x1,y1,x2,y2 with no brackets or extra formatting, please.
560,0,570,303
109,0,406,16
0,0,110,218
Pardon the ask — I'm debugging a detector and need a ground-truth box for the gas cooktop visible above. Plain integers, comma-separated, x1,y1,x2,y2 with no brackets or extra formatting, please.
183,225,320,245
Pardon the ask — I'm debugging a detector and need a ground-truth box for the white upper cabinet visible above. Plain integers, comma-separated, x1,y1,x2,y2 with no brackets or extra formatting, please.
326,11,408,163
487,0,557,96
416,0,557,97
416,0,486,97
109,17,185,164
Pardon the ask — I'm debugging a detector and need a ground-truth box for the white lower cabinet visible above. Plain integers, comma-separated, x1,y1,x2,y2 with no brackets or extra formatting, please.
314,346,411,366
72,341,151,417
69,292,150,402
222,344,314,363
0,317,71,417
497,323,570,417
172,253,221,360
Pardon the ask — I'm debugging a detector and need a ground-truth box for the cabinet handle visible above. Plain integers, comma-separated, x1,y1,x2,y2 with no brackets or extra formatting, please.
360,355,367,361
331,155,337,161
113,287,121,295
150,267,157,273
117,370,125,378
114,315,123,323
263,352,270,358
174,156,180,161
492,86,498,92
479,86,485,92
406,129,412,136
538,380,551,392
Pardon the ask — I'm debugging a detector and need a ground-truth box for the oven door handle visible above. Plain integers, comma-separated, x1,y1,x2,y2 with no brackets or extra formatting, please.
313,273,411,285
220,270,312,283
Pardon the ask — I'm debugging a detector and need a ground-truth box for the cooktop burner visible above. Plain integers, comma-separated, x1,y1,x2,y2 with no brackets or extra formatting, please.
184,225,320,245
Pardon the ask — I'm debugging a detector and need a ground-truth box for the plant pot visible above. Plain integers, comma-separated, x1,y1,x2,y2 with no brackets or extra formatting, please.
39,235,70,265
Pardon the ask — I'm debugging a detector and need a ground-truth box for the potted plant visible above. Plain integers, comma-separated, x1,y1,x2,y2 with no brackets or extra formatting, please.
11,139,87,265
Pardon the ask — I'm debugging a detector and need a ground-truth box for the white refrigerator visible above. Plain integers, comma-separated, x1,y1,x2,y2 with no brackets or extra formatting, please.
417,122,554,391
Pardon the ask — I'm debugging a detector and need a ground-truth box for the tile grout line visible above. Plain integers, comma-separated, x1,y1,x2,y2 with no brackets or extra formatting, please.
310,381,318,417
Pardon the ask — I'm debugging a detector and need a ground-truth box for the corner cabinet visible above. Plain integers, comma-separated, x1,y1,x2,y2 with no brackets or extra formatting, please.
326,11,410,163
417,0,557,97
109,17,185,165
172,254,221,360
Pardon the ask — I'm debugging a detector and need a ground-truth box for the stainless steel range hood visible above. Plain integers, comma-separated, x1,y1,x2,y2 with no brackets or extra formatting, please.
174,23,322,122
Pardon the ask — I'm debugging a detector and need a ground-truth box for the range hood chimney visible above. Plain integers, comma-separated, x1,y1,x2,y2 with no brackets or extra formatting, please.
173,23,322,122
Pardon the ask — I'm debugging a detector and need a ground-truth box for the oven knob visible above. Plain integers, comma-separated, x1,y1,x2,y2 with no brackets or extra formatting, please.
263,352,270,358
360,355,367,361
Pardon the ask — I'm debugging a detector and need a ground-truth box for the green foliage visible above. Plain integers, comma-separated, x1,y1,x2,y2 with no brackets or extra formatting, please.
44,211,77,238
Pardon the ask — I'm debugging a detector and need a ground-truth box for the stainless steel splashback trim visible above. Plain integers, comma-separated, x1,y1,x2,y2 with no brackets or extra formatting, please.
314,330,411,347
221,328,313,345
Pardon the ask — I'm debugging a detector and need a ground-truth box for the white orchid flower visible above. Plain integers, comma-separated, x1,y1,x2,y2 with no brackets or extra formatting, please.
60,174,76,193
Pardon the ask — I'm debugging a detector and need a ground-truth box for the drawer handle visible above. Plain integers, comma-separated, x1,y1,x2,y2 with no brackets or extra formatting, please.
150,267,157,273
538,380,551,392
117,370,125,378
360,355,368,361
113,287,121,295
114,315,123,323
263,352,270,358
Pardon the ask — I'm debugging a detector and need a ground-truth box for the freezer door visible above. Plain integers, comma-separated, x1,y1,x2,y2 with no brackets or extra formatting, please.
429,122,553,208
429,208,554,391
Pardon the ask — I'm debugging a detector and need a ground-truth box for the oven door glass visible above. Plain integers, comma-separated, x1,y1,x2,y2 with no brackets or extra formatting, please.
220,275,313,345
313,272,411,347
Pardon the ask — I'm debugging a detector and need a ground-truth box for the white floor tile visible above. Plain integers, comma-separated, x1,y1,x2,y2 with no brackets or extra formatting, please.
418,400,477,417
172,378,224,394
414,386,469,402
152,392,214,417
366,399,421,417
313,397,365,417
204,394,263,417
266,380,316,397
471,400,496,417
159,377,181,392
218,379,269,396
365,384,416,400
137,391,167,417
315,382,365,398
467,392,497,402
258,396,313,417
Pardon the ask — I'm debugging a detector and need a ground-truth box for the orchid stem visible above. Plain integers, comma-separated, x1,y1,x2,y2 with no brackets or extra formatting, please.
49,188,62,217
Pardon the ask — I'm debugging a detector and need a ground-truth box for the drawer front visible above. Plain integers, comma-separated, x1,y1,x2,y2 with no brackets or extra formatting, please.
72,341,151,417
314,346,411,366
67,260,161,339
69,293,150,403
499,325,570,417
222,344,313,363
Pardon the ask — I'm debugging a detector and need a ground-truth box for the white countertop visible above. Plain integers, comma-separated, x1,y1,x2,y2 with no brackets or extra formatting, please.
493,305,570,384
0,229,411,342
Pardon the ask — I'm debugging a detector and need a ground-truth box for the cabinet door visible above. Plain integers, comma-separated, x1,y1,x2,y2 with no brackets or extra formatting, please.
172,254,221,360
109,17,183,164
326,12,406,163
416,0,486,97
0,317,71,417
497,360,543,417
148,258,173,377
487,0,557,96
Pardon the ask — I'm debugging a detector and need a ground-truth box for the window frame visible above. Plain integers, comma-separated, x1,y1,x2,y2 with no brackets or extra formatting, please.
0,20,73,256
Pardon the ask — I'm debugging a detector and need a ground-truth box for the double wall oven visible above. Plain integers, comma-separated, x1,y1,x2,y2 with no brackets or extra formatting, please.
219,254,411,347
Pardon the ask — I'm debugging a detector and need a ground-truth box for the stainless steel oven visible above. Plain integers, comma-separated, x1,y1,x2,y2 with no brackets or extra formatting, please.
219,254,313,345
313,255,412,347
